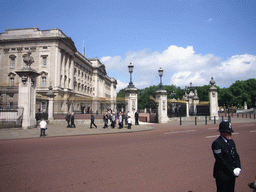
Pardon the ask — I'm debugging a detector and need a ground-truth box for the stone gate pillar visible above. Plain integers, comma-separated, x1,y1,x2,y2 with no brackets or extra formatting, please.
156,89,169,123
208,77,219,120
125,87,138,124
15,51,40,129
46,85,56,120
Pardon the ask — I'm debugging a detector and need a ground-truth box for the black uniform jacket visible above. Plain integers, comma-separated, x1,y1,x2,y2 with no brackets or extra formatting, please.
212,136,241,180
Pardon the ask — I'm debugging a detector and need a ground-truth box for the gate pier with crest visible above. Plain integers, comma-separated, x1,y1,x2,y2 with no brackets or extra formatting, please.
125,63,138,123
15,51,40,129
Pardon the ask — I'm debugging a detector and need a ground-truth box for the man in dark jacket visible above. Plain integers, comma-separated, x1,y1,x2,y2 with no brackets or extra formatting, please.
90,114,97,128
65,111,71,128
103,112,108,128
70,112,76,128
211,120,241,192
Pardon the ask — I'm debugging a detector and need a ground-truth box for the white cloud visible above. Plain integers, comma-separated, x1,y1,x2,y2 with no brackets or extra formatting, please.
101,46,256,91
208,18,213,22
116,79,127,92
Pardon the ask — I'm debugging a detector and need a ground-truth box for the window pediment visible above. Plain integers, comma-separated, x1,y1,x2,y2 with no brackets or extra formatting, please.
9,55,17,59
40,71,48,76
8,72,16,77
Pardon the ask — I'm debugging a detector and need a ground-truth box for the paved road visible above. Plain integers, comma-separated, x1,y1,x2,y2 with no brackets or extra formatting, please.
0,118,255,191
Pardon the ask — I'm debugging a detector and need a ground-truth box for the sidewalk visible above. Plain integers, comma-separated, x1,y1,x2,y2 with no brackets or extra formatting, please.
0,122,155,140
0,117,255,140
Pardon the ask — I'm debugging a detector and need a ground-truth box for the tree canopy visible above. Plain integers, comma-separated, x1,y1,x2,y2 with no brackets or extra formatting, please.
117,78,256,109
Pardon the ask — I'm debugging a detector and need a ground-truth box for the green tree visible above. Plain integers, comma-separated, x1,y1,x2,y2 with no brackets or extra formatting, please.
218,88,234,107
138,85,159,109
229,78,256,108
116,78,256,109
117,88,125,98
194,85,211,101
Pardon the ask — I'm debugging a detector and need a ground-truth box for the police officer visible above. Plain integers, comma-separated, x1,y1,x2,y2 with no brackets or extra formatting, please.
212,120,241,192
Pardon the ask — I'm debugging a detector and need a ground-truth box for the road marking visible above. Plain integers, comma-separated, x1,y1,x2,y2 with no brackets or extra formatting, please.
206,132,239,139
205,135,219,138
235,124,256,128
250,130,256,133
164,130,196,135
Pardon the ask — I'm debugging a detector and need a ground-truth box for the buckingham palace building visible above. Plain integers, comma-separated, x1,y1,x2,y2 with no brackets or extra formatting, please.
0,28,117,115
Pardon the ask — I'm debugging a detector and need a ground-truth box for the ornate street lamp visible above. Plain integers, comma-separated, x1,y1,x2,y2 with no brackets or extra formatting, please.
128,62,134,88
158,67,164,90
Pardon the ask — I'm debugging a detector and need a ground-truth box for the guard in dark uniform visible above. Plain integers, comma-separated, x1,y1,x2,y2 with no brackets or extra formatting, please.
135,110,139,125
212,120,241,192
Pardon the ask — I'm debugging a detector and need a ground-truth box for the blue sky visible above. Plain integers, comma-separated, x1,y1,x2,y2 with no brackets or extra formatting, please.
1,0,256,91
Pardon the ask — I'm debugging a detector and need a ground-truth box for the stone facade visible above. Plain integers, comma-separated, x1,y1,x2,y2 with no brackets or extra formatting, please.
0,28,117,114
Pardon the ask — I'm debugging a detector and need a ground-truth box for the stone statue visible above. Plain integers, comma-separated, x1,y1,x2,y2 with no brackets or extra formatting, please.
209,77,216,86
23,50,34,68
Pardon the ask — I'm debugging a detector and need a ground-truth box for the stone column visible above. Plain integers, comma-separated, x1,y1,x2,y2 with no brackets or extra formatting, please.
186,102,189,117
55,47,61,88
193,99,199,115
125,87,138,124
48,98,54,120
92,98,98,113
70,57,75,90
156,89,169,123
15,51,40,129
46,85,56,121
208,77,219,120
61,51,66,88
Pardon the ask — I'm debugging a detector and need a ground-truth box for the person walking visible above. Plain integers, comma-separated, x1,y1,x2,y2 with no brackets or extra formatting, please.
70,112,76,128
90,114,97,128
127,115,132,129
103,112,108,128
39,118,47,137
211,120,241,192
118,112,123,129
111,112,116,128
135,110,139,125
114,112,117,127
122,112,125,127
65,111,71,128
125,111,130,125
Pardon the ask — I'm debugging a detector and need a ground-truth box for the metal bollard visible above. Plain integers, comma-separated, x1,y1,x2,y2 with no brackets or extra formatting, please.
228,115,231,123
205,116,207,125
195,116,197,125
180,116,182,125
222,116,224,121
214,116,216,124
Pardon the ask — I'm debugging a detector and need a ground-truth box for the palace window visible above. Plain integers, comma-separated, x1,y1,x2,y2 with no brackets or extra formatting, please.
10,77,14,86
42,102,46,112
9,55,16,68
42,77,47,87
41,55,48,67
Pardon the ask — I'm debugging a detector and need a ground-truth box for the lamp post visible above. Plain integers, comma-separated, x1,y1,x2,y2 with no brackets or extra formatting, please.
128,62,134,88
158,67,164,90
